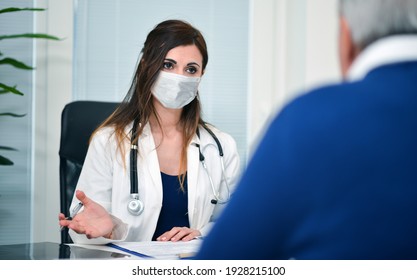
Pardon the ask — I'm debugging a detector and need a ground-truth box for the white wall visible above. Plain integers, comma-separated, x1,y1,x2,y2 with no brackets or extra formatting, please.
33,0,73,242
248,0,339,154
33,0,340,243
305,0,340,90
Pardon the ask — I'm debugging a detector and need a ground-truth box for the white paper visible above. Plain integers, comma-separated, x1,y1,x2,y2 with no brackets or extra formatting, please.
112,240,202,259
68,239,202,260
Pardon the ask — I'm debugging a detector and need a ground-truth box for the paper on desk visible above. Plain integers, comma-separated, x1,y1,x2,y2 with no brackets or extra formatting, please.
66,244,132,259
112,239,202,259
68,239,202,260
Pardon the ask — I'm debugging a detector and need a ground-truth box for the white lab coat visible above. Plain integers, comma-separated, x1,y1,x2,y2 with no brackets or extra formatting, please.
69,122,240,244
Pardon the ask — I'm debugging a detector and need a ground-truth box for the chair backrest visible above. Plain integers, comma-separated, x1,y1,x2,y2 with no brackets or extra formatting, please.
59,100,119,244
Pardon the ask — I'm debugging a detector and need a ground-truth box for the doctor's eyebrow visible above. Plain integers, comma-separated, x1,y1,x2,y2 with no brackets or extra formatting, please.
164,58,201,68
164,58,177,64
187,62,201,68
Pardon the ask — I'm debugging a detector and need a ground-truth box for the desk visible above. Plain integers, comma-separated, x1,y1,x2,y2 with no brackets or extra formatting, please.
0,242,129,260
0,242,69,260
0,240,201,260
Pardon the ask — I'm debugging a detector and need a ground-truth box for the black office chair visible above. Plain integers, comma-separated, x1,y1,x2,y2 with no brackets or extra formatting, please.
59,100,119,244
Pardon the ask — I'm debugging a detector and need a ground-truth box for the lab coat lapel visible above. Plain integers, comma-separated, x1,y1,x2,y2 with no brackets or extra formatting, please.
187,134,201,225
140,123,162,196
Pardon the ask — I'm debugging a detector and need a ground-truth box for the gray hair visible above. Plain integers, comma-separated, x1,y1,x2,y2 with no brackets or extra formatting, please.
339,0,417,50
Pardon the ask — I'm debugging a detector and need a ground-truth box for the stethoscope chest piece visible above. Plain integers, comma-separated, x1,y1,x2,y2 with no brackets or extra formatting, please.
127,193,144,216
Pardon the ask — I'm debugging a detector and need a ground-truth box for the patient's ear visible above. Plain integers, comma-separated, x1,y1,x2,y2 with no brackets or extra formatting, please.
338,16,359,78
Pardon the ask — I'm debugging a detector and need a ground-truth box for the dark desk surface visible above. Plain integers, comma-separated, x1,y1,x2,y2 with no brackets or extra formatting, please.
0,242,129,260
0,242,70,260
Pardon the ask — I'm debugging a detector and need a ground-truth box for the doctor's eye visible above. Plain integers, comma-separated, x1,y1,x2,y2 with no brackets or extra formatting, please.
186,66,198,74
163,61,174,70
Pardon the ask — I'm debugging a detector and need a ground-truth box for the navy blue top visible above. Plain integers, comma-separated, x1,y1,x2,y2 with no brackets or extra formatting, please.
152,172,189,241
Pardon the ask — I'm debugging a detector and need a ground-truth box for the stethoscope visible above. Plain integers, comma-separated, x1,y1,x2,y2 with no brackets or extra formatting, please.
127,120,231,216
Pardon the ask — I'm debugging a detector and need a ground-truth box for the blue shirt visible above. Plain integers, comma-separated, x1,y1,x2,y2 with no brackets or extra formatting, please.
152,172,190,240
195,61,417,260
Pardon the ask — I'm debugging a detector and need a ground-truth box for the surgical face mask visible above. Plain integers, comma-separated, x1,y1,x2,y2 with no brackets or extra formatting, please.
151,71,201,109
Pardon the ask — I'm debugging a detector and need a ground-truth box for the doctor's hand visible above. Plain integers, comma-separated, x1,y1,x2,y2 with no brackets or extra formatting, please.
156,227,201,242
58,190,114,239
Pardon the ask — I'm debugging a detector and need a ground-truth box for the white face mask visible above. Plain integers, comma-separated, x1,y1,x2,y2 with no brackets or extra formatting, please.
151,71,201,109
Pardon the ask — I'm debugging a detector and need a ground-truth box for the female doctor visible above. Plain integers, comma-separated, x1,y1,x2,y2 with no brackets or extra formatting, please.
58,19,240,244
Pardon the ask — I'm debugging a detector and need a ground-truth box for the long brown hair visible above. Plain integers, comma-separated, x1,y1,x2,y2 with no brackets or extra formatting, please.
93,19,209,188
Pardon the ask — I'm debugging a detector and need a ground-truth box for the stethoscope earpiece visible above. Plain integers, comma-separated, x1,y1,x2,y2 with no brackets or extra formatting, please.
211,199,218,205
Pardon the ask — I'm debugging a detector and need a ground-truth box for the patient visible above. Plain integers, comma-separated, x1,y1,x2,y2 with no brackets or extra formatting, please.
195,0,417,259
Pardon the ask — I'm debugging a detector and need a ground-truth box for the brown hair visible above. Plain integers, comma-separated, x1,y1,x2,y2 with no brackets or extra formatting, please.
93,19,209,189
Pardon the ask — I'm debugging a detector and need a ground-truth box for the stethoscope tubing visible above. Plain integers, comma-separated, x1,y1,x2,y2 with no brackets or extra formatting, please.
197,143,231,205
128,120,231,215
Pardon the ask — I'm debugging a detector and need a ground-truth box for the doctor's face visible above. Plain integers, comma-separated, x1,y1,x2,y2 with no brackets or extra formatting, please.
162,44,204,77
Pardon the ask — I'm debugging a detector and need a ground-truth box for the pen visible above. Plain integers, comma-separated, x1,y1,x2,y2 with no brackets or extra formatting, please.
60,202,83,231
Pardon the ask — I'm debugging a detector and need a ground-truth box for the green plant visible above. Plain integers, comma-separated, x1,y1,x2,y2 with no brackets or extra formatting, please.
0,7,59,165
